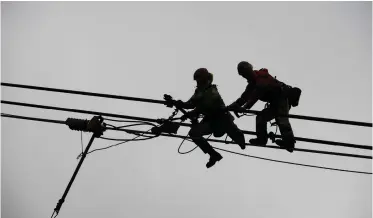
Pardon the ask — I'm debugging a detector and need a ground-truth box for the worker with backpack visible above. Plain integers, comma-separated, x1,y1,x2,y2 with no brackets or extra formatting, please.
227,61,301,153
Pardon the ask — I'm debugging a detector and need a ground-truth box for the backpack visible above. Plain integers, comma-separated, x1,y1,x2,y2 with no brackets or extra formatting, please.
259,70,302,107
287,86,302,107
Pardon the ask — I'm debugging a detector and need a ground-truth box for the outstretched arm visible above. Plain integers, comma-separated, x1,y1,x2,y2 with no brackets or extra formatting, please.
229,84,255,108
243,90,259,110
183,97,197,109
175,90,198,109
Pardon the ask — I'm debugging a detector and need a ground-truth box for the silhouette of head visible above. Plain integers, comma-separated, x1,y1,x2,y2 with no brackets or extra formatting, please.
237,61,254,80
194,68,213,88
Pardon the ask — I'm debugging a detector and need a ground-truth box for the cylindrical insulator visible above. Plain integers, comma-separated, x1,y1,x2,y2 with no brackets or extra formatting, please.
65,118,89,132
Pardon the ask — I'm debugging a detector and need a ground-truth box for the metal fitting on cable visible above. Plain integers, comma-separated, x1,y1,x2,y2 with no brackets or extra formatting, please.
151,120,180,135
163,94,174,108
65,115,106,137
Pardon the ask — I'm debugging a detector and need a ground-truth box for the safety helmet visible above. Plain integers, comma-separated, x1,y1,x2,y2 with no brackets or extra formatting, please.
193,68,213,83
237,61,253,75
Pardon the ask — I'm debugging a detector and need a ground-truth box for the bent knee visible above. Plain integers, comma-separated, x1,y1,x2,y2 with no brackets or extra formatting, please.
276,117,291,126
256,114,267,123
189,128,201,137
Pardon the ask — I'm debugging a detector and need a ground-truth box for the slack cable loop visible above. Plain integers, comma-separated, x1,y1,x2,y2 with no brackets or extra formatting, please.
77,128,157,159
177,133,198,154
178,134,212,155
177,135,195,154
76,138,138,159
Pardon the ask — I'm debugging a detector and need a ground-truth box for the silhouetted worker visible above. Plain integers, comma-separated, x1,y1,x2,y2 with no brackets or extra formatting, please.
228,61,295,152
176,68,246,168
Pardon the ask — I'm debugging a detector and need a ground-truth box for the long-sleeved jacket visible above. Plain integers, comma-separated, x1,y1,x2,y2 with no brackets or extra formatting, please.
234,68,284,109
183,84,227,119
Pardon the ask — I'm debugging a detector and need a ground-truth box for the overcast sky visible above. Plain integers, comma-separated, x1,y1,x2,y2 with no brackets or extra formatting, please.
1,2,372,218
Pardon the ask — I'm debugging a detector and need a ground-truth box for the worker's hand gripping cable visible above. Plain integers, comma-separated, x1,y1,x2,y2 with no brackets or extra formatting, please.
151,94,199,136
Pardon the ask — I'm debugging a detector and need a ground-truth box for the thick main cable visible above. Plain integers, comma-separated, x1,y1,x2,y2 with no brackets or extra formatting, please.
2,82,371,127
1,82,165,105
2,100,371,150
213,147,372,175
2,113,371,174
2,113,372,159
118,128,372,159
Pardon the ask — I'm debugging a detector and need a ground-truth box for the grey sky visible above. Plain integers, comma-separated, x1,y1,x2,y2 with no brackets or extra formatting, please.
1,2,372,218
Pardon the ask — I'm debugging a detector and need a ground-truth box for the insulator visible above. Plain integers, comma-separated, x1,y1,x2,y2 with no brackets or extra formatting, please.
87,116,106,137
65,118,89,132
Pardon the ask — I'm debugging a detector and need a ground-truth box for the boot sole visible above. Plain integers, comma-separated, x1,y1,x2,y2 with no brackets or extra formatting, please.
206,156,223,168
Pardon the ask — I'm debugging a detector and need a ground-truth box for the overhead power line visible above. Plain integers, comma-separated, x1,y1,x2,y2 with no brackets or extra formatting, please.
2,82,372,127
1,82,164,105
1,112,371,159
213,148,372,175
2,100,371,151
1,113,371,175
119,128,372,159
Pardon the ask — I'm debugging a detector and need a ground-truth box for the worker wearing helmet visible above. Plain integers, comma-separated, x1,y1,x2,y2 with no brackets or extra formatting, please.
176,68,246,168
227,61,295,152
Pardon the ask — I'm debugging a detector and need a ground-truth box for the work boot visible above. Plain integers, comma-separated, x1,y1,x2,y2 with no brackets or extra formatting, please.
238,142,246,150
206,152,223,168
249,137,268,146
234,135,246,150
275,139,295,153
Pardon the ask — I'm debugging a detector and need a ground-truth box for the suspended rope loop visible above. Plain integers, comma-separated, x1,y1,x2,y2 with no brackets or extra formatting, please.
177,134,198,154
177,133,213,155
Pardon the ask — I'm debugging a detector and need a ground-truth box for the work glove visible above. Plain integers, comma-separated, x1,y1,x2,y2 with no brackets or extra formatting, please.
180,114,188,121
226,103,247,118
226,102,240,111
180,110,198,123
